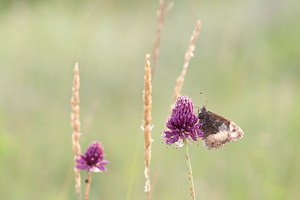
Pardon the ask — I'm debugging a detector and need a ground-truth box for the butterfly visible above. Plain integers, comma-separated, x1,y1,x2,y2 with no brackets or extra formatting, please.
198,106,244,150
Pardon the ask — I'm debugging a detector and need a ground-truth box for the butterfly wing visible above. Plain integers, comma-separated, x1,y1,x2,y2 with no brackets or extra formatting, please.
199,109,244,150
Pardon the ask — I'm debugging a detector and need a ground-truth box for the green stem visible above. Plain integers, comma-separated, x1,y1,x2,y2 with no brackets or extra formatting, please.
84,172,92,200
184,140,196,200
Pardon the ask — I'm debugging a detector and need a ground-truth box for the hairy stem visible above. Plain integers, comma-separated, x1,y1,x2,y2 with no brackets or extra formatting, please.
185,141,196,200
84,172,92,200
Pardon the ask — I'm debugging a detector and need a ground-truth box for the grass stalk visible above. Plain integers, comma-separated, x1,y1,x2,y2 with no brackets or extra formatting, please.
143,54,153,200
152,0,174,77
170,20,202,113
71,62,82,200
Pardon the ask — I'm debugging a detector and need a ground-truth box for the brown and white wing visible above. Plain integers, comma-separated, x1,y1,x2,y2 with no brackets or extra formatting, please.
201,111,244,150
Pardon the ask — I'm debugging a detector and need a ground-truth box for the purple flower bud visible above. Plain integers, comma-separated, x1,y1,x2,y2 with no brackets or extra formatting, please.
75,141,109,173
163,96,203,147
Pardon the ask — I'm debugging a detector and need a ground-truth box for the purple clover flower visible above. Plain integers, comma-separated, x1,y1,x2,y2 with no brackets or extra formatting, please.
163,96,203,147
76,141,109,173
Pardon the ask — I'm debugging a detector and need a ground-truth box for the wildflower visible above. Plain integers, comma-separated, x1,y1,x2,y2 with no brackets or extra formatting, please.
75,141,109,172
163,96,203,147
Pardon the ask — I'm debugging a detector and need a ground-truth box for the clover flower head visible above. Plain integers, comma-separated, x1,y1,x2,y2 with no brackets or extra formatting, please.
163,96,203,148
75,141,109,173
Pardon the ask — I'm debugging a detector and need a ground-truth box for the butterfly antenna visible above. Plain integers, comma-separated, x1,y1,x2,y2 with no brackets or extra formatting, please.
199,92,208,107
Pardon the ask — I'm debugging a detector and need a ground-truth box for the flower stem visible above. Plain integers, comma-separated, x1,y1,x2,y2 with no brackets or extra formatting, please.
84,172,92,200
185,141,196,200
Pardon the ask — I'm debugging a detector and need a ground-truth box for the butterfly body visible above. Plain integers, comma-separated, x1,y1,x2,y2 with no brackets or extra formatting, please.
198,106,244,150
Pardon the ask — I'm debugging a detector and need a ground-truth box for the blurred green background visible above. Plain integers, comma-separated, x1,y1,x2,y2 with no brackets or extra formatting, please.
1,0,299,199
